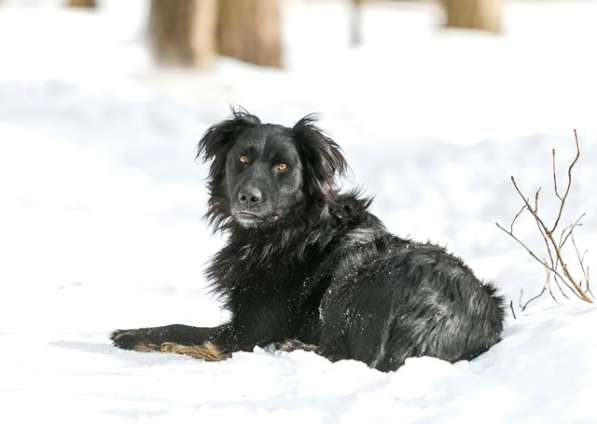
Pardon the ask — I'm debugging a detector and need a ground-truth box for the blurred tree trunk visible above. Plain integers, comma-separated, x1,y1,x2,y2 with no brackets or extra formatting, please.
67,0,96,7
439,0,503,33
149,0,217,67
149,0,218,66
350,0,364,46
217,0,281,68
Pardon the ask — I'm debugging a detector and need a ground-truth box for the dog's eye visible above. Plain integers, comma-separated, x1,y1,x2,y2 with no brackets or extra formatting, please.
275,162,289,173
239,155,250,165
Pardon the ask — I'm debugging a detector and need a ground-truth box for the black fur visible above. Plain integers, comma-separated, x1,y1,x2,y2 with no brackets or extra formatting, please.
111,109,504,372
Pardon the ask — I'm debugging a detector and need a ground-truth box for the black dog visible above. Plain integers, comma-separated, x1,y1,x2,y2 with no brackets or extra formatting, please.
111,109,504,372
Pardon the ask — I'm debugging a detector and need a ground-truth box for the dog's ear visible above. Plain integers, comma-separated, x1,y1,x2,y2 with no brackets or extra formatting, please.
292,114,347,201
197,107,261,229
197,107,261,186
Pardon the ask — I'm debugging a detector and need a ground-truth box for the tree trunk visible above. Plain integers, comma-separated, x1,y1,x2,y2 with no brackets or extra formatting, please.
217,0,281,68
148,0,217,67
67,0,96,7
439,0,503,33
350,0,364,47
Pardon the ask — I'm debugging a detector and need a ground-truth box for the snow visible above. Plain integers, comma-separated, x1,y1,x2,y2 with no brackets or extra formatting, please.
1,0,596,422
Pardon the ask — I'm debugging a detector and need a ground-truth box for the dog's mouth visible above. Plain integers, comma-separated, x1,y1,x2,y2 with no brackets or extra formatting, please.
232,210,281,227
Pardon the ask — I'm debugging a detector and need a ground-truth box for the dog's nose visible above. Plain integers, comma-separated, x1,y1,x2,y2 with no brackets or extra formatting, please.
238,187,263,206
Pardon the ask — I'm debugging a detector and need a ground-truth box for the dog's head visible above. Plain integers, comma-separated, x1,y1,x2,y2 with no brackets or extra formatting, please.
197,108,347,230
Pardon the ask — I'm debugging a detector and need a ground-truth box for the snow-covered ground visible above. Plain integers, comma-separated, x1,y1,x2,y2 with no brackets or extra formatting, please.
1,0,596,422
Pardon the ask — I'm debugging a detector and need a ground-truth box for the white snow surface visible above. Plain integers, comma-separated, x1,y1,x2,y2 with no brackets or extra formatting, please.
1,0,597,422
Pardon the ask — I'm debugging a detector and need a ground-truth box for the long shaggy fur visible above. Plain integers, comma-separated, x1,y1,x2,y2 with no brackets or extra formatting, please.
111,109,505,372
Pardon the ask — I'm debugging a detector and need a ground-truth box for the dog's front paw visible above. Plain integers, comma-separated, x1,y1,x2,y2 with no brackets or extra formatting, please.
276,339,319,353
160,341,231,361
110,328,160,352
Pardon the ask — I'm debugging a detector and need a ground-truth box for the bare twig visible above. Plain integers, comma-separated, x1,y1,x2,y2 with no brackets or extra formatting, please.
519,287,547,311
571,233,589,291
552,148,561,201
558,213,585,250
533,188,541,213
552,272,570,300
550,130,581,234
514,165,590,300
497,130,593,311
543,260,558,303
496,222,571,286
510,204,527,233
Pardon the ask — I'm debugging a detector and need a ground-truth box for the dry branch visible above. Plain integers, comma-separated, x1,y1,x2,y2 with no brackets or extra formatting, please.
496,130,593,310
